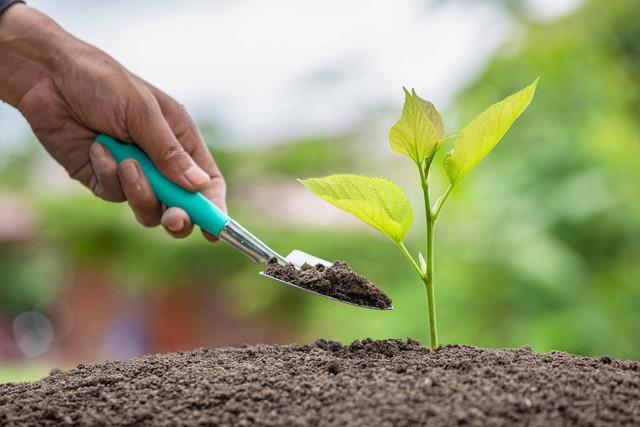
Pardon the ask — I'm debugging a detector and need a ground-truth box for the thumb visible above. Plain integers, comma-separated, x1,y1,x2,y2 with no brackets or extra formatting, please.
125,95,210,191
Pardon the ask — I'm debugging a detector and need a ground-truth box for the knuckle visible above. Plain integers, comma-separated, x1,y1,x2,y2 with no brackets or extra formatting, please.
140,94,159,115
178,103,195,123
113,102,129,127
160,142,181,161
171,107,200,149
160,142,188,165
127,89,159,123
184,110,198,131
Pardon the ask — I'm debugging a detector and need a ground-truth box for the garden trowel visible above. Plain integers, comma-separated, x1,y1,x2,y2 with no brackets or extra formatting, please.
94,134,383,310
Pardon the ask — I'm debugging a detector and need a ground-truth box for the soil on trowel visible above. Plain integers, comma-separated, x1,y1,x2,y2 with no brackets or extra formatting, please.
1,339,638,426
264,260,392,309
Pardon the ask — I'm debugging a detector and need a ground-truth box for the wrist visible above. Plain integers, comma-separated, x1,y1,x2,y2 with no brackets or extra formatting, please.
0,4,73,107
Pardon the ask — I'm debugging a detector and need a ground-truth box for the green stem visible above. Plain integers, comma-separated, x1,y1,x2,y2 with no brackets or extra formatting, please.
432,184,453,221
396,242,424,280
417,159,438,349
424,215,438,349
417,161,432,258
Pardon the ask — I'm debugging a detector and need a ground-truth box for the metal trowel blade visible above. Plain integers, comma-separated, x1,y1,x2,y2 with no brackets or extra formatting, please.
283,249,332,269
259,250,391,310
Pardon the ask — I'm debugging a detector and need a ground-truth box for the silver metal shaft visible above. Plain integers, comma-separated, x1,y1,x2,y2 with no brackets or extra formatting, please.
219,219,288,266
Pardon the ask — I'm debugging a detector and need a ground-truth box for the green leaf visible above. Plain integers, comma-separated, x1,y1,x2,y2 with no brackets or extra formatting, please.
444,78,539,185
417,95,445,139
389,88,444,164
299,174,414,243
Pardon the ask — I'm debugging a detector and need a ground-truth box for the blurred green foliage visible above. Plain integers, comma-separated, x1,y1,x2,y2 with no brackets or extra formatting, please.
199,134,354,185
0,366,49,384
253,136,354,178
0,247,61,311
433,0,640,357
1,0,638,371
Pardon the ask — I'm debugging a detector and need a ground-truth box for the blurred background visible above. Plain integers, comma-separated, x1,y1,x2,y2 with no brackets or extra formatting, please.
1,0,639,382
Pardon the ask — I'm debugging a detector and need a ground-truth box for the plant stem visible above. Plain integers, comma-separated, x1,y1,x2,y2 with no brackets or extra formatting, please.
423,215,438,349
417,159,438,349
432,184,453,221
396,242,424,280
417,161,432,259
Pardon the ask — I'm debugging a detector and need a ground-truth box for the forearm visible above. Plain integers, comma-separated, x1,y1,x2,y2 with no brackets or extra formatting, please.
0,4,74,107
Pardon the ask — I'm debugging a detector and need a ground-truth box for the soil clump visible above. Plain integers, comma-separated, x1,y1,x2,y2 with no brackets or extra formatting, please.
264,260,392,309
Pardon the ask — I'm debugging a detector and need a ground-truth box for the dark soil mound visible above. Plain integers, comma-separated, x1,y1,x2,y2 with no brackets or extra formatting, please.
264,260,392,309
1,339,638,426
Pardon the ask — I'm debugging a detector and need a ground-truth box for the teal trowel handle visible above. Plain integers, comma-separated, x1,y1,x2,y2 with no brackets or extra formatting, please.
94,134,230,237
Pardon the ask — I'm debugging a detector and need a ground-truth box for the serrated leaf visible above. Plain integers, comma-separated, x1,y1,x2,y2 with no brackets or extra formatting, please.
389,88,443,164
299,174,414,243
418,252,427,275
444,78,538,185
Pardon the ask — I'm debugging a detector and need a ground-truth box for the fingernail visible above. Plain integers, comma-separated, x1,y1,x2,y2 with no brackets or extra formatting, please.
90,143,108,158
184,165,210,187
164,217,184,232
120,161,139,183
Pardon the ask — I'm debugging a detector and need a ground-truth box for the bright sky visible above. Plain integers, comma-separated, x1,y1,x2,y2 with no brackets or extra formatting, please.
0,0,582,149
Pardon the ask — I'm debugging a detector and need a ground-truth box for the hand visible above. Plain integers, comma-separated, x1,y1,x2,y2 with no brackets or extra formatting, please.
0,4,226,240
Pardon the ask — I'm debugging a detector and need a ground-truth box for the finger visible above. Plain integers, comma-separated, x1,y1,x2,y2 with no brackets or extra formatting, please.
125,87,210,192
117,159,162,227
161,207,194,239
88,142,126,202
202,230,220,243
144,83,228,214
191,145,227,214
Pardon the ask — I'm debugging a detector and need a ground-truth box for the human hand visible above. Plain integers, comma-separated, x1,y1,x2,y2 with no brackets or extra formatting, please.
0,4,226,240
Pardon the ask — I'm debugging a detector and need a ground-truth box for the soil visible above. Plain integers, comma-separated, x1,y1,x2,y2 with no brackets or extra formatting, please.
1,339,638,426
264,260,392,310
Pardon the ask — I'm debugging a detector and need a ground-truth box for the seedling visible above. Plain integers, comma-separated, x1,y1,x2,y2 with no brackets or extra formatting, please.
300,78,538,348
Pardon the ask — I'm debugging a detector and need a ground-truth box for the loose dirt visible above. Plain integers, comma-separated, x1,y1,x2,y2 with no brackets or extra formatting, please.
264,260,392,309
1,339,638,426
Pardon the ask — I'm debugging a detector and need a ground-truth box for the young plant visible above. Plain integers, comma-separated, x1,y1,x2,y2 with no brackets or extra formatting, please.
300,79,538,348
